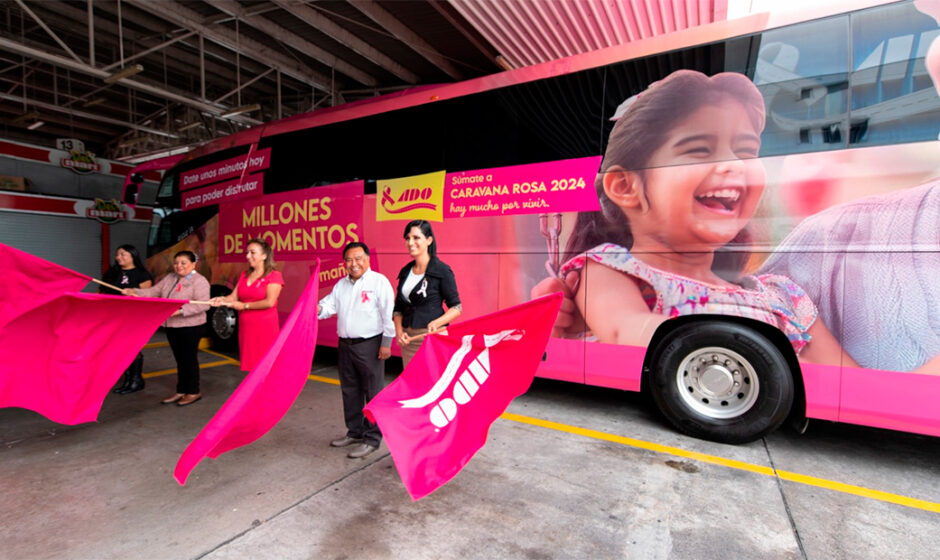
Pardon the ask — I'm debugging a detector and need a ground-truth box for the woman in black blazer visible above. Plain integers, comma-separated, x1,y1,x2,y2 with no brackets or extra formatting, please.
393,220,462,367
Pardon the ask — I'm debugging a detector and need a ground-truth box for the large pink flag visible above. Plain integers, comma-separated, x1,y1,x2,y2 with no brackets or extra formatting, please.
174,262,321,485
0,243,91,329
364,292,562,500
0,292,183,424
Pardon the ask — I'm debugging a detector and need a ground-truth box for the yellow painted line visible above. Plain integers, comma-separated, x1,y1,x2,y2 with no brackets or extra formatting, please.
144,337,213,350
500,412,940,514
142,360,234,379
200,347,240,363
308,374,340,385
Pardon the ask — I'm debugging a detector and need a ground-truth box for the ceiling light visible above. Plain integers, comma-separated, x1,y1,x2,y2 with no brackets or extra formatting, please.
219,103,260,118
26,120,45,130
82,97,107,108
103,64,144,84
178,121,203,132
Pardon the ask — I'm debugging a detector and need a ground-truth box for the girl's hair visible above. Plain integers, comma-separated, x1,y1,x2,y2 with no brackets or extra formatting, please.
565,70,766,277
246,238,276,275
114,244,145,270
174,250,198,264
403,219,436,258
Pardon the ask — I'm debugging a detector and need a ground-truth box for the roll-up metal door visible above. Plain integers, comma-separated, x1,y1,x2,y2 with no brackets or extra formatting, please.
0,211,101,289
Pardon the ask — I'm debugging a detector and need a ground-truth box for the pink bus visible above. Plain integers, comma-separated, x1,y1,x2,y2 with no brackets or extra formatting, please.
135,0,940,444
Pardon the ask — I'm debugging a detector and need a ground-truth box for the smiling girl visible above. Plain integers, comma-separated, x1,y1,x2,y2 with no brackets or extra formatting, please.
562,70,855,367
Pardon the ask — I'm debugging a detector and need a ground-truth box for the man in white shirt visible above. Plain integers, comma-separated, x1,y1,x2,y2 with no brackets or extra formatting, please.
318,242,396,458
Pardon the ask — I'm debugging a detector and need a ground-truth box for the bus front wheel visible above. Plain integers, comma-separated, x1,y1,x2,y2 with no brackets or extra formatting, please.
649,322,794,444
207,287,238,349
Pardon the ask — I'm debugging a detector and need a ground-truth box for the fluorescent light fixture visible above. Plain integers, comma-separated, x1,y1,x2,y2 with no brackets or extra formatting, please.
103,64,144,84
82,97,107,108
26,120,45,130
219,103,260,118
178,121,203,132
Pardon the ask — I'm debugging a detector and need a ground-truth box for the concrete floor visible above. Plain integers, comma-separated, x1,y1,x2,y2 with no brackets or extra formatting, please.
1,334,938,560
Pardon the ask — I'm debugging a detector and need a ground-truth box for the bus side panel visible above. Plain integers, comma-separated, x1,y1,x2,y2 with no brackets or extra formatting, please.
798,362,841,422
839,367,940,437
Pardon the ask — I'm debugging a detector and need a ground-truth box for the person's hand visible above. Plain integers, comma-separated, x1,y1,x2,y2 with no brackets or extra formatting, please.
233,301,247,311
530,271,584,338
378,346,391,360
426,320,441,334
122,288,138,296
397,331,410,347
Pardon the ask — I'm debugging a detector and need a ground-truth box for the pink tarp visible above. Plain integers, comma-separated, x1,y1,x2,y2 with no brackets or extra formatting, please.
365,292,562,500
174,262,321,485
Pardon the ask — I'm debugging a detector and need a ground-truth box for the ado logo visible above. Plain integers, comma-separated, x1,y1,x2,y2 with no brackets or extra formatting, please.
398,329,523,429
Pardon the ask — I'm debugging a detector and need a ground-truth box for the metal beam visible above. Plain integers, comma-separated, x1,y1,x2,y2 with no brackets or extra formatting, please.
13,0,83,64
268,0,418,84
0,36,260,126
350,0,463,80
0,91,178,138
211,0,382,86
125,0,337,93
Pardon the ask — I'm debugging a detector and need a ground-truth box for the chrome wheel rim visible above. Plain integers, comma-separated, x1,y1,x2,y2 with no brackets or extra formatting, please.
211,307,237,340
676,346,759,419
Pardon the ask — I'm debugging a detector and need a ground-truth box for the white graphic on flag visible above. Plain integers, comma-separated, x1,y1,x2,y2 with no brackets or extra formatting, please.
398,328,524,429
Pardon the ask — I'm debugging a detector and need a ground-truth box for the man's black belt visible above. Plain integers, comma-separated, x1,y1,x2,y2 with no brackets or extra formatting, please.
338,334,381,345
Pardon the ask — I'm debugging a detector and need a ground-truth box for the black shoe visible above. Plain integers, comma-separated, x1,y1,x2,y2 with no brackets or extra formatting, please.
117,377,145,394
112,374,131,394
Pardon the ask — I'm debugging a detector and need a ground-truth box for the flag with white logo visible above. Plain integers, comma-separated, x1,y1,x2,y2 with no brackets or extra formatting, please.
364,292,562,500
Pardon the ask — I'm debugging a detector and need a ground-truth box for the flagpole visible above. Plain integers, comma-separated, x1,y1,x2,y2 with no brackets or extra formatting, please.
91,278,123,292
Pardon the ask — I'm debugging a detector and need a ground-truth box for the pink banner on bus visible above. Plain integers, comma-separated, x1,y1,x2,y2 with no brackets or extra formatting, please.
218,180,363,262
182,173,264,210
444,156,602,219
180,147,272,191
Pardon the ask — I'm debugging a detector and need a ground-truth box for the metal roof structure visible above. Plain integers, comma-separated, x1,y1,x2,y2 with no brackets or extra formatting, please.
0,1,728,162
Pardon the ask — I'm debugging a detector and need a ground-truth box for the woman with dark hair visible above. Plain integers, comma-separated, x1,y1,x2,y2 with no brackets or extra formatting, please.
211,238,284,371
126,250,210,406
101,244,153,394
393,220,462,367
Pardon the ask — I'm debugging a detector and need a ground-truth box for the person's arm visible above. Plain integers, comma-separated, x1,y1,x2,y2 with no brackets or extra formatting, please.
577,259,667,347
529,271,585,337
211,278,240,307
317,287,337,320
427,306,461,334
177,276,211,317
126,275,165,298
428,264,461,333
913,353,940,374
378,277,396,360
394,313,409,347
138,280,153,289
230,280,282,311
799,318,860,368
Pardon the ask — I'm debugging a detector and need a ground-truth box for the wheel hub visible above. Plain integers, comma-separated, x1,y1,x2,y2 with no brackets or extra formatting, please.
676,347,759,419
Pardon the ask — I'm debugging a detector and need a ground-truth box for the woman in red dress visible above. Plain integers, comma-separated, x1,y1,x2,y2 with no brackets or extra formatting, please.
212,238,284,371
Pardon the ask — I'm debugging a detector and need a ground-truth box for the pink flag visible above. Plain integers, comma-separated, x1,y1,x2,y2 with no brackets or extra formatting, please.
0,243,91,330
0,292,182,424
174,262,321,485
364,292,562,500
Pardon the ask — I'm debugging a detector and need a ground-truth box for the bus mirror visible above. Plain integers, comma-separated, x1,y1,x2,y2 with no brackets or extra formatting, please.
123,172,144,205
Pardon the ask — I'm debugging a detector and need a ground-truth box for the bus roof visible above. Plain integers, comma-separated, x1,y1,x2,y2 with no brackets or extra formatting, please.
179,0,892,164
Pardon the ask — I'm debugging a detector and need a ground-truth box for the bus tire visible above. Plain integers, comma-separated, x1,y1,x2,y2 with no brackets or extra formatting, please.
207,286,237,350
649,321,793,444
